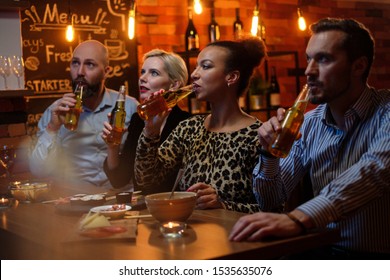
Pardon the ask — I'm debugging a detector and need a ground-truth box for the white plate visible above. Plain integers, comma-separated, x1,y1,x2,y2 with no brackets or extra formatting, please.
90,204,131,219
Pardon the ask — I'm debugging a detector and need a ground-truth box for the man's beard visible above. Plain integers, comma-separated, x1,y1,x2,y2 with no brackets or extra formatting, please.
308,81,351,105
72,80,102,98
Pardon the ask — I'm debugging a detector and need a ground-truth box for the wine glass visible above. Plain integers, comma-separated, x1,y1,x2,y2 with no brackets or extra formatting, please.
10,55,25,89
0,55,11,89
0,145,16,178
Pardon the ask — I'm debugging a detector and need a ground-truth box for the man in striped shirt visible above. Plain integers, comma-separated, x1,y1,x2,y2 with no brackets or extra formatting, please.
229,18,390,259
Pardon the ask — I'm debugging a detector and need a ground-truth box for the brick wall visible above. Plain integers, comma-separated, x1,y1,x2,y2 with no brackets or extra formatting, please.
1,0,389,176
134,0,389,114
136,0,389,88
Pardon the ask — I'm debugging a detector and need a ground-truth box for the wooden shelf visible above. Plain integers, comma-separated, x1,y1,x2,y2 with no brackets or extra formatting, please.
265,51,301,96
248,50,302,119
0,89,33,98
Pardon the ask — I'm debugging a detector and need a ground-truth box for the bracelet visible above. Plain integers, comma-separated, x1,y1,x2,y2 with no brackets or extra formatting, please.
259,148,277,159
285,212,307,234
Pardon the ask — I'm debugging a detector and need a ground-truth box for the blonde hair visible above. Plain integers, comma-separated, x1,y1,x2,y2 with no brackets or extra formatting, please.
143,49,188,86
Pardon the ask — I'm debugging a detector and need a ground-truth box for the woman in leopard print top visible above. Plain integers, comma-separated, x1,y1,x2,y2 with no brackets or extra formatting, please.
135,37,267,213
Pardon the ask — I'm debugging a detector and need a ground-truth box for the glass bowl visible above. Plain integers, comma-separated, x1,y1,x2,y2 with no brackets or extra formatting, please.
9,180,51,203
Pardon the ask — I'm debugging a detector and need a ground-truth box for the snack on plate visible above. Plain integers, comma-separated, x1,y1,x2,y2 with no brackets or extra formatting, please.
102,204,126,211
78,212,128,239
90,204,131,219
70,194,106,206
79,212,111,230
79,226,127,238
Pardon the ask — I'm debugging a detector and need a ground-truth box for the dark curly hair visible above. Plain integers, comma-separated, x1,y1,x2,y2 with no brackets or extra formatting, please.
207,37,266,96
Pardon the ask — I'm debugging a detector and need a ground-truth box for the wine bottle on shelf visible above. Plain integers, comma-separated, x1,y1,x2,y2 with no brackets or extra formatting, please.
106,85,127,145
233,8,243,40
185,8,199,51
208,7,220,43
269,66,280,108
269,84,310,158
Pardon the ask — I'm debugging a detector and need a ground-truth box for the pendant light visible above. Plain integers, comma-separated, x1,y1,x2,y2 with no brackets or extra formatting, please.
250,0,265,41
297,1,307,31
193,0,203,15
65,0,74,42
128,0,136,40
250,0,259,36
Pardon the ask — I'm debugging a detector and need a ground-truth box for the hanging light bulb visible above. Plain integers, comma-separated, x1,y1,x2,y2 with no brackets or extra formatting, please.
65,21,74,42
65,0,74,42
251,1,260,36
297,8,307,31
128,1,136,40
251,10,259,36
193,0,203,15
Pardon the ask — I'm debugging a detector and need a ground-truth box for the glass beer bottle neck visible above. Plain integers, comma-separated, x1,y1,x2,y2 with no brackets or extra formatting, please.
116,100,125,109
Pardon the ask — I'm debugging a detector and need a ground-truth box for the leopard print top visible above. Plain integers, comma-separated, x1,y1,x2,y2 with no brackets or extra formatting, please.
135,115,262,213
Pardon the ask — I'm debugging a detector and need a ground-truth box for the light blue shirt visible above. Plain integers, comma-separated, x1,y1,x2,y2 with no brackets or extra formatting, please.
29,88,138,189
253,86,390,253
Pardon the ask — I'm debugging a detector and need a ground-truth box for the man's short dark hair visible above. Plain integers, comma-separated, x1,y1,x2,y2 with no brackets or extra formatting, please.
310,18,375,81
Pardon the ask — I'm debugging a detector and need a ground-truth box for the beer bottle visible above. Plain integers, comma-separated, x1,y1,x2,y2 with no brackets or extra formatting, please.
106,85,127,145
269,84,309,158
64,83,84,131
137,84,194,120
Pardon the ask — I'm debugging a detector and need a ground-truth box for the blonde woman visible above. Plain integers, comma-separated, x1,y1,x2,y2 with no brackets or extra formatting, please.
102,49,191,191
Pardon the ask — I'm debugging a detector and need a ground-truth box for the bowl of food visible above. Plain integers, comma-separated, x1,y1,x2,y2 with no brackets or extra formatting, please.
144,191,197,223
90,204,131,219
9,180,51,203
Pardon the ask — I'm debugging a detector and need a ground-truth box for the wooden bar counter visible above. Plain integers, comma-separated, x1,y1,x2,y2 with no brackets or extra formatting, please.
0,177,339,260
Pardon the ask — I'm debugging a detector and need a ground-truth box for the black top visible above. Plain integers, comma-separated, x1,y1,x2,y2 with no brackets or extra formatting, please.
103,106,191,193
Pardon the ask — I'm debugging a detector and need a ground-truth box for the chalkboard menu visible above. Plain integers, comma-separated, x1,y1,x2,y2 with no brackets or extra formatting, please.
21,0,138,96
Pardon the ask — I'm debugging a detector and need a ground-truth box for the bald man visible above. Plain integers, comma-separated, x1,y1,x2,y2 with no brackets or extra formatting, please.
29,40,138,189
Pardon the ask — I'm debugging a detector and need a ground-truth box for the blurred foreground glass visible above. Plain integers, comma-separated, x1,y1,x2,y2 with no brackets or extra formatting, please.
269,84,310,158
0,145,16,178
137,84,194,120
159,221,187,238
64,84,84,131
0,55,11,90
10,55,25,89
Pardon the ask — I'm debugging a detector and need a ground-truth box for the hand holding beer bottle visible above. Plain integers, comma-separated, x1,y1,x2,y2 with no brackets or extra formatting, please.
105,85,127,145
268,84,310,158
137,84,194,120
64,83,84,131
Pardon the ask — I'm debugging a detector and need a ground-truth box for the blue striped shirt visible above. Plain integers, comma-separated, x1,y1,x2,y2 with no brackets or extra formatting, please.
253,86,390,253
